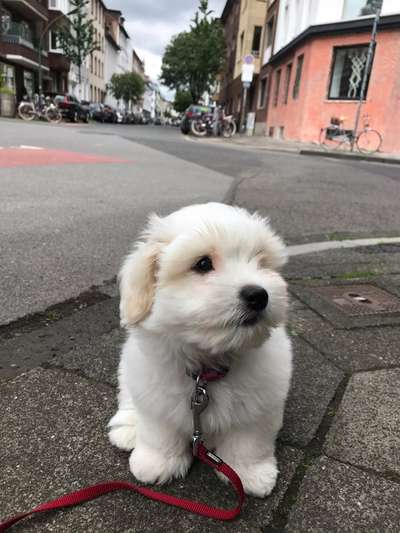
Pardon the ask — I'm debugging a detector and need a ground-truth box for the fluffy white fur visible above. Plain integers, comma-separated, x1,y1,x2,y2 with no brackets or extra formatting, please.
108,202,292,497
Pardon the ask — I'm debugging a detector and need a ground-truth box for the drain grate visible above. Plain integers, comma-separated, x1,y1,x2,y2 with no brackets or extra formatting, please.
314,284,400,316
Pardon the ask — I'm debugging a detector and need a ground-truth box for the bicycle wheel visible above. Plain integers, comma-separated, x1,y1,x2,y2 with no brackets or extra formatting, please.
18,103,35,121
318,127,345,151
191,118,207,137
222,120,236,138
46,107,62,124
356,129,382,154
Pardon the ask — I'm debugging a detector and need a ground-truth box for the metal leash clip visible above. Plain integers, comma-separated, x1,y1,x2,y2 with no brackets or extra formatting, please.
191,375,209,456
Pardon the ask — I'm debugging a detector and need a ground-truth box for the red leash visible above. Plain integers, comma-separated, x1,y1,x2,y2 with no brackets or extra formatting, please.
0,443,244,531
0,369,245,530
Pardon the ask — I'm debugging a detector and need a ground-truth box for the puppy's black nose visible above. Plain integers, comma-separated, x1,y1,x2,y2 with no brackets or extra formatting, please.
240,285,268,312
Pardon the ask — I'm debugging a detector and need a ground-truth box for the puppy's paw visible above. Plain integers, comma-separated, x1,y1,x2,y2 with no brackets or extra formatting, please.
129,446,192,485
217,457,278,498
108,409,137,451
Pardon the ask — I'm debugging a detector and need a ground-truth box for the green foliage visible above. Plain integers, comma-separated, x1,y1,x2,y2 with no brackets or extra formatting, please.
161,0,225,103
57,0,99,84
173,90,193,113
108,72,145,106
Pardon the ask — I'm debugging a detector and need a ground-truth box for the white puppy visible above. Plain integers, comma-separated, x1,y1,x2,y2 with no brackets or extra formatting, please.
108,202,292,497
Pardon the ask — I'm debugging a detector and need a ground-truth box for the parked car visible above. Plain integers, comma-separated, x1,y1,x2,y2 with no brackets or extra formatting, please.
89,103,104,122
180,104,212,134
49,93,90,123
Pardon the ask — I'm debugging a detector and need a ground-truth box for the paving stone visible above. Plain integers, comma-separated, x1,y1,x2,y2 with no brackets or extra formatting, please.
285,246,400,281
51,328,125,387
280,337,344,447
324,369,400,475
289,308,400,372
284,456,400,533
0,369,302,532
0,298,119,381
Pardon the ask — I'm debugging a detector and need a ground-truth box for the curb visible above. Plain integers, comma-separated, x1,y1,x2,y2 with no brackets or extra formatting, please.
300,149,400,165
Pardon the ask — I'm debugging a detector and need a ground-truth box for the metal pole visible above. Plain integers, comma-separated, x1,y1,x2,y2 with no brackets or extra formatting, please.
240,85,248,134
351,7,381,151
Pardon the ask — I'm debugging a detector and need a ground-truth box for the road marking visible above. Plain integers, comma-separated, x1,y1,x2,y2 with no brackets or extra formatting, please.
18,145,44,150
0,147,133,168
288,237,400,256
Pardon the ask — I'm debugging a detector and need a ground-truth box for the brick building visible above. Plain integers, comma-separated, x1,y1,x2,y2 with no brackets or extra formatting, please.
264,0,400,152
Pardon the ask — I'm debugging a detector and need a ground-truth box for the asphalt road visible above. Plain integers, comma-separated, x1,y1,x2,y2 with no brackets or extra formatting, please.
1,120,400,325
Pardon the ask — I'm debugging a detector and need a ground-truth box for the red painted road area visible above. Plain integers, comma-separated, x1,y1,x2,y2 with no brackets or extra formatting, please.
0,148,132,168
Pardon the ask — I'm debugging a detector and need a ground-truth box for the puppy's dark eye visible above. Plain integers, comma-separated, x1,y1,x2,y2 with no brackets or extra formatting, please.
193,256,214,274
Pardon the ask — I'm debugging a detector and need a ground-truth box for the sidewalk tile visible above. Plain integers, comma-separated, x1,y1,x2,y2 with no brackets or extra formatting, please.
280,337,344,446
324,369,400,475
0,369,302,532
290,308,400,372
284,456,400,533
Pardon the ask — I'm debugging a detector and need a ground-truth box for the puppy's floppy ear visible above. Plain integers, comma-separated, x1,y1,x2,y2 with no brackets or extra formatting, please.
119,216,163,327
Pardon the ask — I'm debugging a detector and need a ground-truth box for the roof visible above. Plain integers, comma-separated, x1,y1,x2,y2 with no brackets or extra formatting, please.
270,13,400,63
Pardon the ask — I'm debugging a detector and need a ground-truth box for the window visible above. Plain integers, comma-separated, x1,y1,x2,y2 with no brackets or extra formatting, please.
328,45,371,100
266,17,274,47
342,0,382,19
240,31,245,56
94,57,97,76
90,54,93,74
292,54,304,99
273,69,281,106
258,76,268,108
284,63,292,104
49,31,59,51
252,26,262,55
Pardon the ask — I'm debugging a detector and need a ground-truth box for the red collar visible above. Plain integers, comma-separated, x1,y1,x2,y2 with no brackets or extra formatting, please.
192,366,229,382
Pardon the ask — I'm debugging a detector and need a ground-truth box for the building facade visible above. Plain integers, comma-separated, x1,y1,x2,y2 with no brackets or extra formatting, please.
265,0,400,152
88,0,106,103
47,0,71,94
254,0,279,133
0,0,49,101
103,9,131,109
220,0,268,123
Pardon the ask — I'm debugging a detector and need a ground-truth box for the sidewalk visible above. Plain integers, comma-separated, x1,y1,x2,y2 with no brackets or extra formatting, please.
195,134,400,164
1,243,400,531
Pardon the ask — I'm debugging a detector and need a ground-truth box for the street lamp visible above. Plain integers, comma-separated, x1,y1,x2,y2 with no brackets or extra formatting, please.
37,7,79,94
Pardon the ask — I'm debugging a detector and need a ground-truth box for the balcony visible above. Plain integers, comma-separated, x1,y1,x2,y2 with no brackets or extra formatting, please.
0,22,49,70
2,0,48,21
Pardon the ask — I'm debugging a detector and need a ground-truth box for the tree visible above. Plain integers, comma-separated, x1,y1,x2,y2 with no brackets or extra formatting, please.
57,0,99,88
173,90,193,113
360,0,382,16
108,72,145,108
161,0,225,103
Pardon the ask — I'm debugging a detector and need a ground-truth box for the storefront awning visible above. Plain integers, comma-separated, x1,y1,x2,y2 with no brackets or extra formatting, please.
5,54,50,71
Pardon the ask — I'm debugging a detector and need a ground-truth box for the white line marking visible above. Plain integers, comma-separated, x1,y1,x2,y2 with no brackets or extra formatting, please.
288,237,400,256
19,145,44,150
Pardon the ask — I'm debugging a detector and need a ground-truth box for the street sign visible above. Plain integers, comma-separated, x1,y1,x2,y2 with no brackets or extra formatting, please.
241,63,254,83
243,54,254,65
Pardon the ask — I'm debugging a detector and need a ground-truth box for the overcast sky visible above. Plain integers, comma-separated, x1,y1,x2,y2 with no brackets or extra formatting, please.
106,0,226,86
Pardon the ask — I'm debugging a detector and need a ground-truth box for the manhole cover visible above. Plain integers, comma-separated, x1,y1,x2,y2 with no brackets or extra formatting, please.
314,284,400,316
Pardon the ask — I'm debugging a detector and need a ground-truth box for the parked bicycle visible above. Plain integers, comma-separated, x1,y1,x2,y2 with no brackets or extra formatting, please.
18,94,62,124
319,115,382,154
191,106,237,138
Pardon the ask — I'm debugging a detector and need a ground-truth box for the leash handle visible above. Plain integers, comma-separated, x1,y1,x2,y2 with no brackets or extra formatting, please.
0,443,244,531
